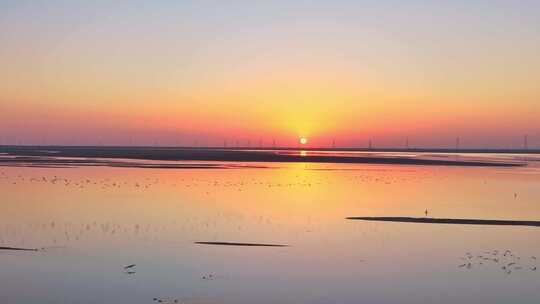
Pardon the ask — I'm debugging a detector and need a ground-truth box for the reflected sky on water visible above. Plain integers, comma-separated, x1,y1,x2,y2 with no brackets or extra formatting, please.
1,154,540,303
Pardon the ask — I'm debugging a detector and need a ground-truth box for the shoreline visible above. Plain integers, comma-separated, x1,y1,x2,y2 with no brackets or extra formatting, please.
0,146,526,167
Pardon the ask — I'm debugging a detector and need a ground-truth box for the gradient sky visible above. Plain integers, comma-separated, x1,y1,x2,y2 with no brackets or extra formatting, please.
1,0,539,148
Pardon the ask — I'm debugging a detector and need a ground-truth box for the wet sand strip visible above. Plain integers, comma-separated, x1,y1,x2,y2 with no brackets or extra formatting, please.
195,241,288,247
346,217,540,227
0,246,39,251
0,146,525,167
0,157,268,169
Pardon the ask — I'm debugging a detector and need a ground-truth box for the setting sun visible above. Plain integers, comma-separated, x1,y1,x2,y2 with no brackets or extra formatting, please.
300,137,308,145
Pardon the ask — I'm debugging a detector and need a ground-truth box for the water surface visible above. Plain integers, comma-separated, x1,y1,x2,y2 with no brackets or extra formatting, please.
1,151,539,303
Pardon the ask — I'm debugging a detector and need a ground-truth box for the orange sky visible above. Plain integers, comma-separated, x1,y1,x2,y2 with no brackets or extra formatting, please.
1,1,539,148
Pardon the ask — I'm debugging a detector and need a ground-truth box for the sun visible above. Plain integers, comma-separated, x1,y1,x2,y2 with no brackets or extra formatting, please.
299,137,308,145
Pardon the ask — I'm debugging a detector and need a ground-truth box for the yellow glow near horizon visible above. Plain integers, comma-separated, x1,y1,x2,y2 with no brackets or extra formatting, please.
300,137,308,145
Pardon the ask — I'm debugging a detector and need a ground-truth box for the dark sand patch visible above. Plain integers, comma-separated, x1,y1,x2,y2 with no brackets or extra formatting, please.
195,241,288,247
0,146,526,167
0,246,39,251
346,217,540,227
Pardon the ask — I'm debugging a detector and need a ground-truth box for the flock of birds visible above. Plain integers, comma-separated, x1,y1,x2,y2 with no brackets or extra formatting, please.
122,263,218,304
0,164,433,195
458,250,538,275
0,170,163,190
152,297,180,303
0,170,331,192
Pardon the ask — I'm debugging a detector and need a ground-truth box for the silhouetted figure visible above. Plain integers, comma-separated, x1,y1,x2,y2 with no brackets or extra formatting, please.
425,209,428,217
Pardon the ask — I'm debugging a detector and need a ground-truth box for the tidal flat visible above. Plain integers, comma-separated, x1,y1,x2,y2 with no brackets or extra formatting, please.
1,148,539,303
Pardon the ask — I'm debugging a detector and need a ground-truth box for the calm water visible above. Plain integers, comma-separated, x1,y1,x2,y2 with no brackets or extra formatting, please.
1,152,540,303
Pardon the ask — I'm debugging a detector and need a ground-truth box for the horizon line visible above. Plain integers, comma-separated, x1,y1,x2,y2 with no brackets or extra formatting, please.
1,145,539,154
